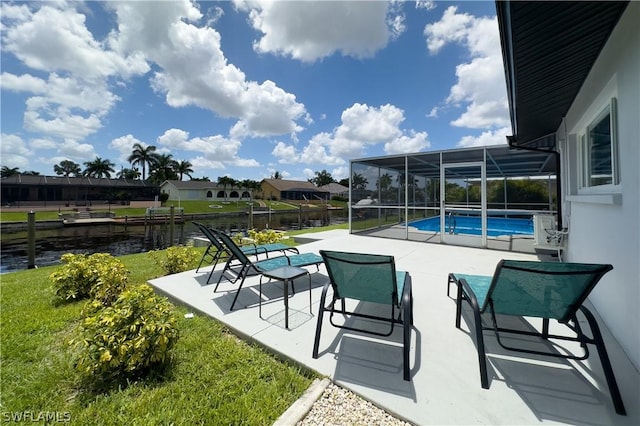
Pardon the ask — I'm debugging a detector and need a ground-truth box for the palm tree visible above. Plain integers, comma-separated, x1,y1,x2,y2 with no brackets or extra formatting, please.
148,153,178,183
83,157,115,178
377,173,392,191
239,179,257,200
1,166,20,178
53,160,82,177
127,143,157,180
377,172,393,203
174,160,194,181
217,176,235,201
229,177,241,201
116,167,141,180
310,169,335,186
351,172,368,191
271,171,282,179
239,179,262,200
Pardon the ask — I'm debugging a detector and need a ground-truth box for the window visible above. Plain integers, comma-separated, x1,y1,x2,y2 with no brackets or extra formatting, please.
578,97,619,192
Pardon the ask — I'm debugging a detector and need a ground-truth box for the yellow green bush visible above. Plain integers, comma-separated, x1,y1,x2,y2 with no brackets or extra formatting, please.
234,229,286,246
71,284,179,386
148,245,199,275
50,253,128,304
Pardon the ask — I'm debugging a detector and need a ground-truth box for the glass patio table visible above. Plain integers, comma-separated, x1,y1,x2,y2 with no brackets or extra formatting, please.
259,266,312,329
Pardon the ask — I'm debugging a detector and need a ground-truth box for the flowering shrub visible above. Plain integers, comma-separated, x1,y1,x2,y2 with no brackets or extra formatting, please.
234,229,287,246
50,253,128,304
149,245,199,275
71,284,179,385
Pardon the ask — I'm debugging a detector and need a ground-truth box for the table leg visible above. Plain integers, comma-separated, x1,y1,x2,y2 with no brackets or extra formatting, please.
259,277,263,319
308,272,312,315
284,278,289,329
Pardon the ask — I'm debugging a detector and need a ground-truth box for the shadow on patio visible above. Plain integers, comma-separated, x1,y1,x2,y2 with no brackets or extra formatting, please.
149,230,638,425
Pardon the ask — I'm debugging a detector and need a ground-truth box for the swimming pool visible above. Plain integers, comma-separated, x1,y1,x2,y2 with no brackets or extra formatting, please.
409,216,533,237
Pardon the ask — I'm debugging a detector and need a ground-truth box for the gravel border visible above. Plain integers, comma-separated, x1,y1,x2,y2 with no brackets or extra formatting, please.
274,378,412,426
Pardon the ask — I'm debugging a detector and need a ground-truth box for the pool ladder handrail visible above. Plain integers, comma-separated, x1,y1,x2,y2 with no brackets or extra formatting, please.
448,211,456,234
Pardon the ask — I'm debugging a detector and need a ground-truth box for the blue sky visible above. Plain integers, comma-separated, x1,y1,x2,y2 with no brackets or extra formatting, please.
1,1,510,182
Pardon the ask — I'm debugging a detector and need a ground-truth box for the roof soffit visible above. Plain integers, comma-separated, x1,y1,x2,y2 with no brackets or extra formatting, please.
497,1,629,148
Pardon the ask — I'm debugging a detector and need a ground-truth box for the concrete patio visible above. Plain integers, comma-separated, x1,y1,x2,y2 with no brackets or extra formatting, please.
149,230,639,425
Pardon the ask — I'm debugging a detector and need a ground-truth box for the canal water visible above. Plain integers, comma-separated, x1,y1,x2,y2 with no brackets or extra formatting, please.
1,210,346,273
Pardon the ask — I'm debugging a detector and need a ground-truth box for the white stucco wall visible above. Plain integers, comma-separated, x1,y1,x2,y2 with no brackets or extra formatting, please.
160,183,179,200
559,2,639,371
182,189,204,200
160,182,221,201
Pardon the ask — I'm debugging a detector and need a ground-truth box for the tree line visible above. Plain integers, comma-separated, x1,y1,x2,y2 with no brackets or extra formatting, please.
1,141,351,194
2,155,348,189
0,143,194,183
351,170,553,209
307,169,348,187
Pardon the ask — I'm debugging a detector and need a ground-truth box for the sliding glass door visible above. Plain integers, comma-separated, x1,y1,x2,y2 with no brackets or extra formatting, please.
441,162,486,248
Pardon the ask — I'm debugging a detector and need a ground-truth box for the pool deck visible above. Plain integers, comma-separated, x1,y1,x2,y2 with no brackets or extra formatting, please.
149,230,639,425
361,225,540,254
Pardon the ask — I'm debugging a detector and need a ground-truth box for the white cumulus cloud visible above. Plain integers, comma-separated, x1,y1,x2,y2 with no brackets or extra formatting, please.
1,2,146,149
273,103,430,166
424,6,509,131
156,128,257,170
0,134,31,169
58,139,97,159
109,1,307,139
384,130,429,155
2,3,148,80
110,134,147,165
235,0,403,62
457,127,510,148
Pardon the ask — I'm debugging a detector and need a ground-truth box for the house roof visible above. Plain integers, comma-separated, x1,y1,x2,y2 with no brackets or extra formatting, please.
161,180,219,189
496,0,629,149
261,178,324,192
1,174,155,188
319,182,349,194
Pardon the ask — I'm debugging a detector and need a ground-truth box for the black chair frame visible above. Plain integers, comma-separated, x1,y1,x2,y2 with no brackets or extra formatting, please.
194,222,299,285
194,222,228,280
213,229,320,311
453,262,626,415
312,252,414,381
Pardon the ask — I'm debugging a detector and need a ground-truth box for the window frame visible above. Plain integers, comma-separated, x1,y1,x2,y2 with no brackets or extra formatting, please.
576,96,620,194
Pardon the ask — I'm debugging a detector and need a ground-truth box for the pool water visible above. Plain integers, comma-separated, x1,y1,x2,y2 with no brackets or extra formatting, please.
409,216,533,237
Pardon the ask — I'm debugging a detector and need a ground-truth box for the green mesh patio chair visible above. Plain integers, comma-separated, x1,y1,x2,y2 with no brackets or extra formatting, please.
194,222,228,275
450,260,625,415
213,229,323,311
312,250,414,381
193,222,298,284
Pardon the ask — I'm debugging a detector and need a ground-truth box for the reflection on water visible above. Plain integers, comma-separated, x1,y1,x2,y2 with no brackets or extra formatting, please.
0,210,345,273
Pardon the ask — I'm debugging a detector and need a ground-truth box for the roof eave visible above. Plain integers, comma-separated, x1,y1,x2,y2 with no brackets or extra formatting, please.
496,1,629,149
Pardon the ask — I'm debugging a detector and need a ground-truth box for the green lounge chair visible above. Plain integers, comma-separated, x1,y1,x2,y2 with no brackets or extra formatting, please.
193,222,298,284
213,229,323,311
312,250,414,381
450,260,625,415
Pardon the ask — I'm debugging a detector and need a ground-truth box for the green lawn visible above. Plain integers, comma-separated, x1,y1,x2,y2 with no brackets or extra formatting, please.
1,210,65,222
0,201,245,222
0,249,316,424
285,222,348,236
0,199,347,223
